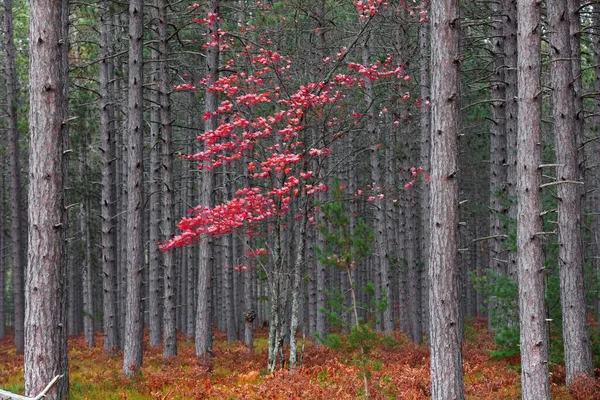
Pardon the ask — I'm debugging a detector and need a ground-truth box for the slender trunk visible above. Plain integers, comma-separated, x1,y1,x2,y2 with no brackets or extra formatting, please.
268,224,282,372
428,0,465,397
25,1,70,397
81,201,94,348
0,172,6,338
5,0,25,355
593,2,600,327
548,0,592,383
224,233,236,343
123,0,145,376
516,0,550,397
99,0,119,354
148,4,163,346
504,0,518,282
158,0,177,359
489,0,508,331
196,0,219,367
289,198,308,368
80,138,94,349
419,16,431,343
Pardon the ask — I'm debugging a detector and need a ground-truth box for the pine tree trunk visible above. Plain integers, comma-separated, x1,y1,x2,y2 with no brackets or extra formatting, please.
81,201,94,348
504,0,518,282
158,0,177,359
593,2,600,328
123,0,145,376
185,92,198,341
0,172,6,338
4,0,25,355
25,1,70,397
418,17,431,343
428,0,465,397
548,0,592,384
99,0,119,354
516,0,550,397
196,0,219,368
224,232,236,343
488,0,508,330
148,18,163,347
80,139,95,349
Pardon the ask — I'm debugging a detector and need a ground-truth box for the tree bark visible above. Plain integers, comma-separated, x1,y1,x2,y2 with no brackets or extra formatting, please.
4,0,25,355
419,16,431,343
504,0,518,282
0,171,6,338
488,0,508,329
516,0,550,397
593,0,600,330
196,0,219,368
99,0,119,354
123,0,145,376
80,141,94,349
548,0,592,384
158,0,177,359
428,0,465,397
25,1,70,397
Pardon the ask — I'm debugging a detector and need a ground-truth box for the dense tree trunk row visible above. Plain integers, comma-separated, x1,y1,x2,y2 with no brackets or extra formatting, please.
3,1,600,398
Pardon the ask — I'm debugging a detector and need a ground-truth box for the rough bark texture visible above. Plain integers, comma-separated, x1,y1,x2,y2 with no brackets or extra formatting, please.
419,17,431,343
99,0,119,354
158,0,177,359
80,146,94,349
0,172,6,338
489,0,507,280
148,13,163,347
289,200,308,368
25,1,70,397
5,0,25,355
196,0,219,367
504,0,518,282
594,2,600,329
148,110,162,346
123,0,145,376
428,0,465,398
516,0,550,397
548,0,592,384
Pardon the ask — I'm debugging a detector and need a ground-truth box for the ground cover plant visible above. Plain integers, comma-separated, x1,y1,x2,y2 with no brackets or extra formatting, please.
0,319,593,399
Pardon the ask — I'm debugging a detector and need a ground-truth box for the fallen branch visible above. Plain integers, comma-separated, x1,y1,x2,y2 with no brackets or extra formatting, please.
0,375,63,400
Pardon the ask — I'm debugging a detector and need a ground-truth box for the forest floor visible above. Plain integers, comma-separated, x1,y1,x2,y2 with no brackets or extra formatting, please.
0,319,597,399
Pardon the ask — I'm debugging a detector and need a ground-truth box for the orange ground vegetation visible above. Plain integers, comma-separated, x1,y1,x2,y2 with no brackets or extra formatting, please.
0,319,597,399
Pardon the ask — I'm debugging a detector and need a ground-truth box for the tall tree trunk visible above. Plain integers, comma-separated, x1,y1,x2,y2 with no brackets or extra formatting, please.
196,0,219,368
548,0,592,384
148,114,162,344
148,10,163,347
289,197,308,368
593,1,600,328
0,171,6,338
99,0,119,354
488,0,508,330
158,0,177,359
516,0,550,397
419,16,431,343
185,96,197,341
428,0,465,397
4,0,25,355
504,0,518,282
25,1,70,397
123,0,145,376
80,137,94,349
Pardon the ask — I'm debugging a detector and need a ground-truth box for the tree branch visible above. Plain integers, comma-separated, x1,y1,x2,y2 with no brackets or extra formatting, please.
0,375,63,400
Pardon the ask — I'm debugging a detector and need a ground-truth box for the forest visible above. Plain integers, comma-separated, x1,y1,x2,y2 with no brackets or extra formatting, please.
1,0,600,399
